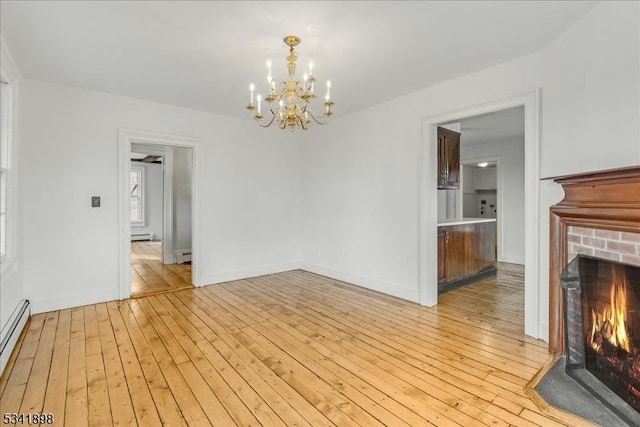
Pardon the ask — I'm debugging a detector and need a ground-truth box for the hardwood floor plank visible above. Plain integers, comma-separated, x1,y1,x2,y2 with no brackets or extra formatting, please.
85,353,113,427
95,303,137,426
42,309,71,425
65,307,89,426
106,301,163,426
20,311,58,413
0,314,45,414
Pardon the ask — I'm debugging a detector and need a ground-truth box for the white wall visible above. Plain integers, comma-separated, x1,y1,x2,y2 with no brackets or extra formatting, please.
173,146,192,252
536,0,640,340
130,161,163,240
462,165,478,217
541,1,640,178
19,79,301,313
462,138,525,264
301,53,542,303
437,190,460,221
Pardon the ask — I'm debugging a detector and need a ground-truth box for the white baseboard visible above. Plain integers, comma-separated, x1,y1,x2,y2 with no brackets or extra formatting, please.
538,321,549,343
200,261,302,286
29,289,119,315
300,262,420,303
498,255,525,265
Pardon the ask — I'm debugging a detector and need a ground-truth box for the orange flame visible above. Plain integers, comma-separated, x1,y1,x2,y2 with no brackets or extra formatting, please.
589,268,630,353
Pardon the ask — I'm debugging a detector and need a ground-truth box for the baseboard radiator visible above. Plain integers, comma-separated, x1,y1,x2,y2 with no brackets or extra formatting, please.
131,232,152,241
0,299,30,375
174,249,192,264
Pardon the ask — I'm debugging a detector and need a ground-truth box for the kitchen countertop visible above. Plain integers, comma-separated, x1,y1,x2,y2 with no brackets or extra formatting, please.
437,217,497,227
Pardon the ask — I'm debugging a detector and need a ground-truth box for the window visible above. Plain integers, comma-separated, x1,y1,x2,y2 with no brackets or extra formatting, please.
130,166,144,226
0,80,11,260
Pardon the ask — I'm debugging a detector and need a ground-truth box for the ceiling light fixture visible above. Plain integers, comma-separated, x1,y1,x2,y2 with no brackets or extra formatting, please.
477,162,489,168
246,35,334,130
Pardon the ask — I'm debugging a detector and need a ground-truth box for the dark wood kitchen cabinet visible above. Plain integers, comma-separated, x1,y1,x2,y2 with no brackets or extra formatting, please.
438,228,447,283
437,221,496,289
437,126,460,189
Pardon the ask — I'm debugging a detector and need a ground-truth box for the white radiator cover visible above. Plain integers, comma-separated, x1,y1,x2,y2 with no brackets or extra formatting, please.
0,299,30,375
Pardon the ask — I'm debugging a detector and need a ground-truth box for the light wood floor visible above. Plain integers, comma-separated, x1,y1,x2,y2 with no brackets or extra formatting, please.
0,264,593,426
131,241,192,297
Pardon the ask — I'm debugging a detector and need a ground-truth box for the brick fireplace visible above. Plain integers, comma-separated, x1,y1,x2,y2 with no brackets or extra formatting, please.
549,165,640,355
548,166,640,423
567,227,640,266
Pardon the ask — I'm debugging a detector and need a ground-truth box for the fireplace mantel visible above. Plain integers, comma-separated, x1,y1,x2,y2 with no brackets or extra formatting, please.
548,165,640,355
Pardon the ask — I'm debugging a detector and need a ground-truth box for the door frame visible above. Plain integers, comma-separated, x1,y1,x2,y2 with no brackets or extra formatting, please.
118,129,201,299
419,89,541,338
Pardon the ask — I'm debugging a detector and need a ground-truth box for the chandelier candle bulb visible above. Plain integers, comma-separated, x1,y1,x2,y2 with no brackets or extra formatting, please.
245,35,334,130
249,83,255,105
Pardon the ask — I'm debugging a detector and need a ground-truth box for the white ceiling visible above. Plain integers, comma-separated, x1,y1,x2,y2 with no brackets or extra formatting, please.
1,1,596,118
459,106,525,146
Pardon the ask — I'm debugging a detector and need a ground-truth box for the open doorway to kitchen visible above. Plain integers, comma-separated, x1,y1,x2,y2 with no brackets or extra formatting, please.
435,107,526,328
422,90,540,338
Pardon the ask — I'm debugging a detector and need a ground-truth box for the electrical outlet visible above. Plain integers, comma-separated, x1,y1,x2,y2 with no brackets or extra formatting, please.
91,196,101,207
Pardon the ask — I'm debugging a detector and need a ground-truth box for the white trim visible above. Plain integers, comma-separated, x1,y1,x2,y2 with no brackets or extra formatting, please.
500,256,525,265
0,46,19,273
301,262,420,303
118,129,201,299
203,262,303,286
30,289,118,315
419,89,541,339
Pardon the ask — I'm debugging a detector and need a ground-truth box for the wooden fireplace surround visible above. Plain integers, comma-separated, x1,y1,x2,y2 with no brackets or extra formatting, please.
548,165,640,355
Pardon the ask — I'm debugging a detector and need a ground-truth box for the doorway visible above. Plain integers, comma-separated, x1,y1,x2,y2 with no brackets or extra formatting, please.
129,144,193,297
118,129,201,299
420,90,541,338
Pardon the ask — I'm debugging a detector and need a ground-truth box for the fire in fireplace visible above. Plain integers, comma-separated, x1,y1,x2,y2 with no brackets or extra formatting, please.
561,255,640,425
582,257,640,410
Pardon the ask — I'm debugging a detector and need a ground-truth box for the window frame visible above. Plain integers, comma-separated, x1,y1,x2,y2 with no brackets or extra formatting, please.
130,165,145,227
0,78,13,263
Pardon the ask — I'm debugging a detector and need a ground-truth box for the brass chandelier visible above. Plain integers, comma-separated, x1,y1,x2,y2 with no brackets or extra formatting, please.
246,35,334,130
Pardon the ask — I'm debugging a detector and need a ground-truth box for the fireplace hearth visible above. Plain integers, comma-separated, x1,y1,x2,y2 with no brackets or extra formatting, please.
561,255,640,425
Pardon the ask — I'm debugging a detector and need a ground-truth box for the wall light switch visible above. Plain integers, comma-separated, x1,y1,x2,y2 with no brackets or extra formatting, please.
91,196,101,207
